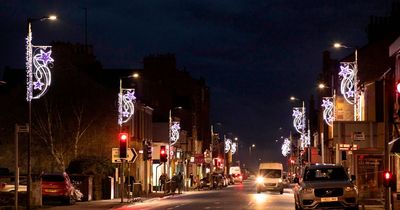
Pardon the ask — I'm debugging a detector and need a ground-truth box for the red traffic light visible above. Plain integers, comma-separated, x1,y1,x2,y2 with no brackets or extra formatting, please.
383,171,393,188
160,146,167,162
384,171,391,180
119,133,128,158
119,133,128,141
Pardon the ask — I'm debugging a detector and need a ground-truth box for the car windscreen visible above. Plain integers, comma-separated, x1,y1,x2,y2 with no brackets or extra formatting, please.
42,175,64,182
303,168,349,181
259,169,281,178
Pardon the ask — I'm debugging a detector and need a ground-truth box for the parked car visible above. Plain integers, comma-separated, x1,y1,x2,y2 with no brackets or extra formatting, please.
41,172,82,205
231,173,243,184
293,164,358,210
0,182,27,192
227,174,235,185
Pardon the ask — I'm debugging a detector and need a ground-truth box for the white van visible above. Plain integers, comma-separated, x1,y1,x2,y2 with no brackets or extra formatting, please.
256,162,284,194
229,166,242,183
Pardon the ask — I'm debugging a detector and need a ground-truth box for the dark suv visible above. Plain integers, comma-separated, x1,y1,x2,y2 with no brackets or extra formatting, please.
293,164,358,210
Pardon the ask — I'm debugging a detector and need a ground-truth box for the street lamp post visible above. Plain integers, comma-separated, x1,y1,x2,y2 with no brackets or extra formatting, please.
26,15,56,209
118,74,138,203
249,144,255,155
291,97,310,163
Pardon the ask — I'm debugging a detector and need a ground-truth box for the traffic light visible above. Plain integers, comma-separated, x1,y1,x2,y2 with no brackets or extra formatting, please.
147,142,152,160
383,171,394,188
160,146,167,162
119,132,128,158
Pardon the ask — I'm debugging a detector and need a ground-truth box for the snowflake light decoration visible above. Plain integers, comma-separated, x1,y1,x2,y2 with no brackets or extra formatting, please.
321,97,334,127
225,138,232,153
231,142,237,154
170,121,181,145
118,89,136,125
281,138,291,157
339,62,356,104
292,107,305,134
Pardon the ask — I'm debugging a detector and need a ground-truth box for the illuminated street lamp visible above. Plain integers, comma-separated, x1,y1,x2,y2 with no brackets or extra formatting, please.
26,15,56,209
249,143,256,154
333,42,359,121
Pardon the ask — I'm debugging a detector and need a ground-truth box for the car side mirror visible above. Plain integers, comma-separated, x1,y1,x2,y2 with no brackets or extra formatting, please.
293,177,299,183
351,175,356,181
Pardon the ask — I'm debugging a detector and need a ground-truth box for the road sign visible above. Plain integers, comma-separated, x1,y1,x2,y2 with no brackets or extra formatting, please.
127,148,138,163
112,148,138,163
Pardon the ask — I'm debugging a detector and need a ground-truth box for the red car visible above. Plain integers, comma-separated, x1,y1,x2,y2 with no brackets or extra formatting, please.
41,172,78,205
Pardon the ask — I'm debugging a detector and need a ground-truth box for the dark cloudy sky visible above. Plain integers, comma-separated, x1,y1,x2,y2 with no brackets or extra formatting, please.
0,0,392,166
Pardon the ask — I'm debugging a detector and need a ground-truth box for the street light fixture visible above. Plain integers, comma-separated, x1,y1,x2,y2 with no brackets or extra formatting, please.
26,15,56,209
249,144,255,154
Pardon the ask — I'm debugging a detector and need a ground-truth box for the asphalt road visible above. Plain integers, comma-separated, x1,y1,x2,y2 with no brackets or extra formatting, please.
41,179,295,210
114,179,295,210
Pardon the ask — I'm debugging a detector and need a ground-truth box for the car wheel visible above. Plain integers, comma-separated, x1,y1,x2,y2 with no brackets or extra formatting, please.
280,189,284,194
295,203,302,210
65,196,75,205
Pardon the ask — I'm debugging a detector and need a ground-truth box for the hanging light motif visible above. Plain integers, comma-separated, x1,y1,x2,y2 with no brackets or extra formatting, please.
281,138,291,157
170,121,181,145
118,89,136,125
26,28,53,101
321,97,334,126
339,62,356,104
292,107,305,134
231,142,237,154
225,138,232,153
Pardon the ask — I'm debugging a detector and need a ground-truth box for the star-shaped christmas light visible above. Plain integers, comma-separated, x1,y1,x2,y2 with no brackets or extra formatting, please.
321,98,333,109
292,109,302,117
37,49,54,65
346,90,355,98
33,81,44,90
126,90,136,101
339,64,352,77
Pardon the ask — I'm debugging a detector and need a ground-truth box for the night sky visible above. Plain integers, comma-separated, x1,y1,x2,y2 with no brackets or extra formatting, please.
0,0,392,167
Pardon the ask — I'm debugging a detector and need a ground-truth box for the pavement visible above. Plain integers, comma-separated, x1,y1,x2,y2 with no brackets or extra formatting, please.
40,191,192,209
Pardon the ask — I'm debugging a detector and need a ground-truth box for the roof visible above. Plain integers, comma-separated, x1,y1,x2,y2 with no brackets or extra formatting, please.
305,164,343,170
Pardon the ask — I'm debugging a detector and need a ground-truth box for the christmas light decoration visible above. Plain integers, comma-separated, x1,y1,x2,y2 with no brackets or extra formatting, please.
118,89,135,125
321,97,334,126
170,121,180,145
292,107,305,134
231,142,237,154
281,138,291,157
339,62,356,104
225,138,232,153
26,26,54,101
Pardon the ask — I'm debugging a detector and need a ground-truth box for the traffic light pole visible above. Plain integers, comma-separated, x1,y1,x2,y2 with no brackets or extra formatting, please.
120,159,125,203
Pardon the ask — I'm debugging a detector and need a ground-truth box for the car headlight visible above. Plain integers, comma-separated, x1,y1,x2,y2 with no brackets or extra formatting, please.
278,178,282,183
256,177,264,184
